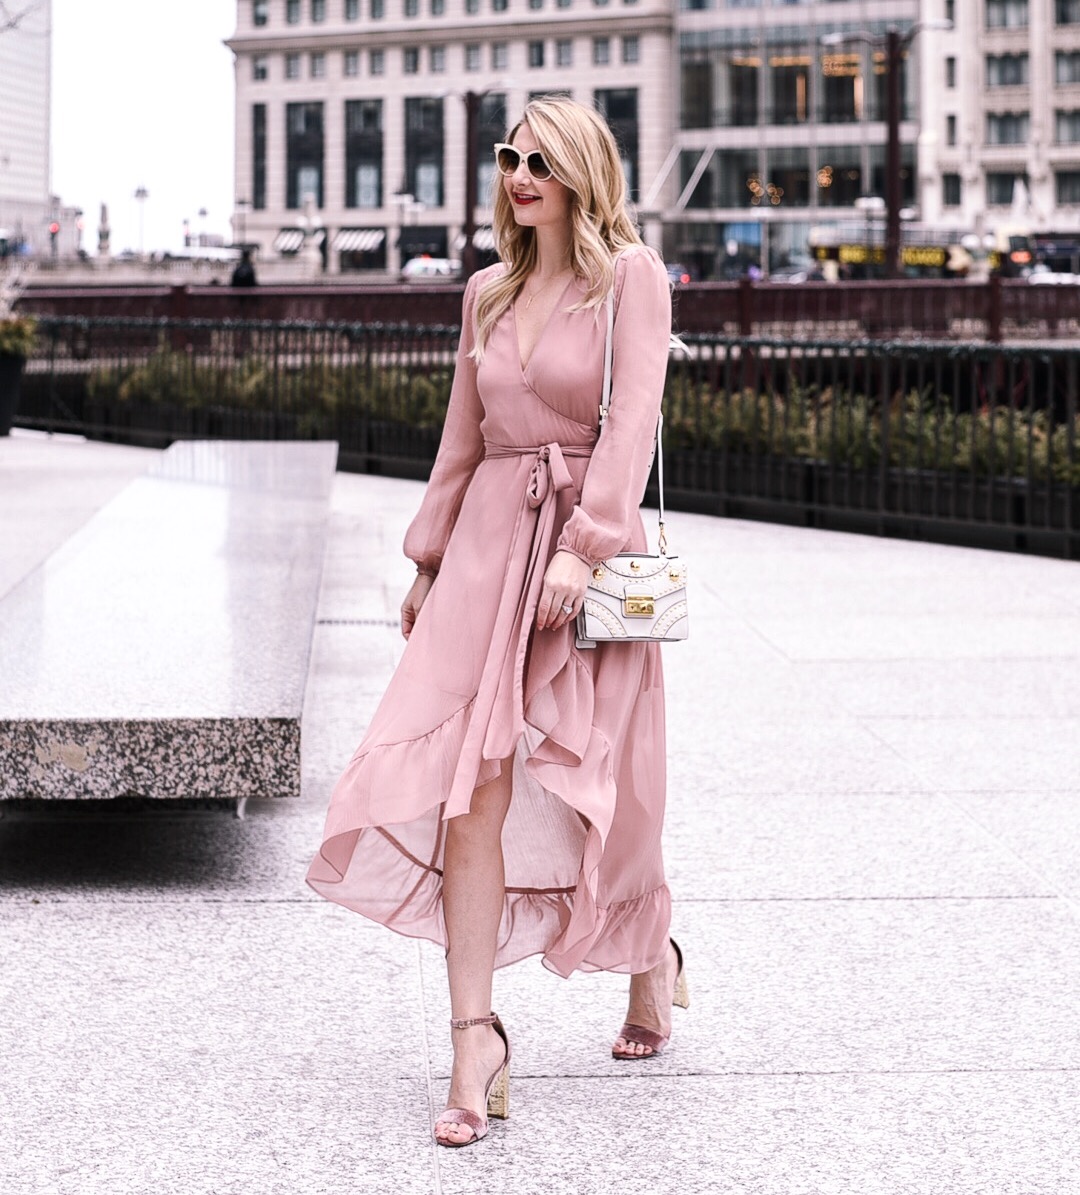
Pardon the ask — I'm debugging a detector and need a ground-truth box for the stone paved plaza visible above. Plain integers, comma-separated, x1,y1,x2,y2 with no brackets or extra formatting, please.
1,429,1077,1195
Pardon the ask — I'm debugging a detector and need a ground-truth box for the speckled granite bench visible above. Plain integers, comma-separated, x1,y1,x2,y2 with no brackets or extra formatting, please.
0,440,338,814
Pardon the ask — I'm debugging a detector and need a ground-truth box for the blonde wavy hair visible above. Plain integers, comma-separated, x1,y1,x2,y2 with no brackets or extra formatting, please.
471,95,643,360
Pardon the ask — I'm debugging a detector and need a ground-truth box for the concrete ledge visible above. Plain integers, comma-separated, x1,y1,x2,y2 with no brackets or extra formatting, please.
0,718,298,801
0,440,337,801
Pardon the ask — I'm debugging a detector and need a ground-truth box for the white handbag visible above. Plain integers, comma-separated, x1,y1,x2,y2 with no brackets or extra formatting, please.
575,292,689,649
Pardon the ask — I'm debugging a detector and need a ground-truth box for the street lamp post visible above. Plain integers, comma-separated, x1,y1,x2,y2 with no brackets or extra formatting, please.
822,21,951,279
883,28,903,280
462,90,482,280
134,185,149,257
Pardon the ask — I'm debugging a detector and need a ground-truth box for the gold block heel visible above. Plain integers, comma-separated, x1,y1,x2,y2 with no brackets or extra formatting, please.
486,1063,510,1120
673,968,690,1010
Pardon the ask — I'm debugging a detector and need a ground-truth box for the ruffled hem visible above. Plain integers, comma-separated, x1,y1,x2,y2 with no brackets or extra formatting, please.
308,808,672,977
307,639,670,977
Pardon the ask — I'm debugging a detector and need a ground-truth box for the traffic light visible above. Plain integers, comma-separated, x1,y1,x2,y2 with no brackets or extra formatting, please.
49,221,60,257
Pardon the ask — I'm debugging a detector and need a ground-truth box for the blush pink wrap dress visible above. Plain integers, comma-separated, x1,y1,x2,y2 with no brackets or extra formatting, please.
307,246,673,978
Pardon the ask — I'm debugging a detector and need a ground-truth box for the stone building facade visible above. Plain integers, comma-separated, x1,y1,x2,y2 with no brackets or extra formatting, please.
920,0,1080,255
228,0,675,274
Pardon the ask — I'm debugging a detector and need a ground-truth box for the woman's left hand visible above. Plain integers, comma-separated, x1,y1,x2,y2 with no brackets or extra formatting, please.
537,550,591,631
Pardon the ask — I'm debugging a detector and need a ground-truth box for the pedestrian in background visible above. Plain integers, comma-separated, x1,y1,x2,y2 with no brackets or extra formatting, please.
230,247,257,287
308,95,687,1148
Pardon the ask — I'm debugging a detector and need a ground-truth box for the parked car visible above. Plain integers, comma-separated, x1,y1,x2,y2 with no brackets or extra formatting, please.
666,262,691,285
401,256,461,281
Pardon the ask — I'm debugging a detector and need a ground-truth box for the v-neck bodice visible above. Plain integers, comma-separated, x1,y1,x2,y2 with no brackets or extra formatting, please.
513,275,579,373
475,275,604,444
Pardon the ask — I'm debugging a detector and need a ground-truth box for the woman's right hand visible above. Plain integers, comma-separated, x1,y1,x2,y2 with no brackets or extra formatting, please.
401,572,435,640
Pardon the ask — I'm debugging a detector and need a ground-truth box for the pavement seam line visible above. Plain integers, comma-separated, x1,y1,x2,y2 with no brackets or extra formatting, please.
857,719,1080,922
416,938,445,1195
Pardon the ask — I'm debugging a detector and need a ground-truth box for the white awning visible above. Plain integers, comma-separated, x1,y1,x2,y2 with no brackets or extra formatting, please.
274,229,305,254
453,227,496,252
334,228,386,253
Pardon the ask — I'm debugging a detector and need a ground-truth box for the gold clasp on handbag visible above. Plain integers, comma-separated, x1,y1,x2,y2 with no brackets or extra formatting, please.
624,594,655,618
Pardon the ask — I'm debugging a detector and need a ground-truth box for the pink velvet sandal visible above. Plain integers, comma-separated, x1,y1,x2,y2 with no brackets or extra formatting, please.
612,939,689,1060
433,1013,511,1147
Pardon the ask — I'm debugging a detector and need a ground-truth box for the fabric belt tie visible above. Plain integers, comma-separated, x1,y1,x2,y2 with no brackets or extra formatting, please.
444,442,594,817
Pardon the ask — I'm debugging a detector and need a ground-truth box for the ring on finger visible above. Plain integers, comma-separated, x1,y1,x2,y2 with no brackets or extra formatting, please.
561,602,574,615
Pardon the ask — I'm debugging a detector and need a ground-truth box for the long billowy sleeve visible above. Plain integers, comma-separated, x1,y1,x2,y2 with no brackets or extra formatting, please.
556,247,671,565
403,271,487,576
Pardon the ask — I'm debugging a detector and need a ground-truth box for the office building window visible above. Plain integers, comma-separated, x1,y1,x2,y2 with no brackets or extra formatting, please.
405,0,419,15
987,53,1028,86
252,104,267,210
818,49,862,123
370,48,385,73
253,55,268,80
311,52,326,78
987,111,1029,144
986,171,1027,204
253,0,269,25
286,101,324,208
493,0,508,10
945,0,954,20
1057,0,1080,24
1057,109,1080,141
946,114,956,145
815,146,863,207
556,39,572,67
371,0,385,16
432,0,445,12
405,96,444,207
492,42,508,69
430,45,446,72
593,37,610,66
1058,51,1080,83
475,91,507,200
466,43,481,71
346,99,383,208
772,42,811,124
945,57,955,87
557,0,571,6
286,0,300,22
346,0,360,16
1056,170,1080,202
943,173,961,207
344,50,360,76
285,53,301,78
622,36,639,64
404,46,420,73
530,0,544,8
986,0,1028,28
595,87,638,197
467,0,479,11
528,40,545,68
594,0,611,6
311,0,325,20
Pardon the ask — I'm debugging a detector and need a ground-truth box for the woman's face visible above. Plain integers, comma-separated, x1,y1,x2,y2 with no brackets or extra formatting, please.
502,123,573,233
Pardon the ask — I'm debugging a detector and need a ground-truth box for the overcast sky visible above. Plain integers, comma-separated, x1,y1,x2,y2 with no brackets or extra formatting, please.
52,0,236,255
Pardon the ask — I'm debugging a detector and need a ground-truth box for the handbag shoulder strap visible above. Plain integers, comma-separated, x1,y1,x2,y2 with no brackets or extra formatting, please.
597,289,669,554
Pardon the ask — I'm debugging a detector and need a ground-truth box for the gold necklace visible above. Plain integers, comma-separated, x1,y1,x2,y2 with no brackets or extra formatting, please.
523,269,571,309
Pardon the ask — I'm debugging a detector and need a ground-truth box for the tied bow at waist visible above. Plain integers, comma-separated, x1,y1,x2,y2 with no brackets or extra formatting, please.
444,442,593,817
484,442,594,509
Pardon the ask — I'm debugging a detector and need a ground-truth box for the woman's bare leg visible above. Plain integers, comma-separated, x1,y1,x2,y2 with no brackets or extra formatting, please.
435,757,513,1144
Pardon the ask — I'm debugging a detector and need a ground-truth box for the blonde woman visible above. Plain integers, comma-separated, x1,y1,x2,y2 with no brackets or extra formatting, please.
308,96,686,1147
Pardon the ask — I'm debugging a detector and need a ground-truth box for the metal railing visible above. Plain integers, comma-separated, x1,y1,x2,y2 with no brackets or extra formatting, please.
16,315,1079,558
19,276,1080,343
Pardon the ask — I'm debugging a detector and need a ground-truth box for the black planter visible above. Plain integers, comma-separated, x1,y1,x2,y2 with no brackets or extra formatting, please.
0,353,26,436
